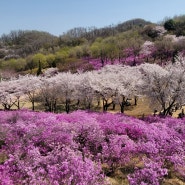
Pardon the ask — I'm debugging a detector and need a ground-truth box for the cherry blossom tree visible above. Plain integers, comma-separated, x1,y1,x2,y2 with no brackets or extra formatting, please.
139,40,156,62
39,77,59,112
114,66,142,113
75,72,96,110
18,75,41,111
0,78,24,110
139,55,185,116
54,72,80,113
88,69,116,112
99,65,142,113
88,65,142,113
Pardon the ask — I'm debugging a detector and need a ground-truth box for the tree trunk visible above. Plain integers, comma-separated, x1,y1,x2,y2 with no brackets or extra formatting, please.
112,101,116,110
120,102,125,113
32,101,35,111
103,99,107,112
87,102,91,110
134,96,138,106
65,99,70,114
16,97,20,110
120,96,126,113
53,100,57,112
76,99,80,109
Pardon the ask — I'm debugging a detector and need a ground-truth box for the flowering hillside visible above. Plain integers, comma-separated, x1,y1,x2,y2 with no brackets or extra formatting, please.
0,110,185,184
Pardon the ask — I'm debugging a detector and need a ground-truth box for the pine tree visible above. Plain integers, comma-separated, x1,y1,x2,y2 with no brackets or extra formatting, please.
37,60,42,76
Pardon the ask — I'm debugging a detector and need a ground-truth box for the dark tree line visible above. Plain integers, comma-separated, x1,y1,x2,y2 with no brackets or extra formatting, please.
164,15,185,36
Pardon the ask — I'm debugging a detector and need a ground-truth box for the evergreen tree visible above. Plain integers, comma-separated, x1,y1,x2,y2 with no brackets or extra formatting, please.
37,60,42,76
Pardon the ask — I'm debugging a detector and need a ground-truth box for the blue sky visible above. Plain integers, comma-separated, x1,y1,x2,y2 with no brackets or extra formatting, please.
0,0,185,36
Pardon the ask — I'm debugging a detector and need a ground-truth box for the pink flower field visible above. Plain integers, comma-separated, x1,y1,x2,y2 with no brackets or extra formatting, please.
0,110,185,184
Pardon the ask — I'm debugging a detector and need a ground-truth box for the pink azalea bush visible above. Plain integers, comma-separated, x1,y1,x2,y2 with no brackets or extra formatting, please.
0,110,185,184
88,57,144,70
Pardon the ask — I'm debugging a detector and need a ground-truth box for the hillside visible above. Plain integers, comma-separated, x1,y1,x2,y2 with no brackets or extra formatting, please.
0,15,185,76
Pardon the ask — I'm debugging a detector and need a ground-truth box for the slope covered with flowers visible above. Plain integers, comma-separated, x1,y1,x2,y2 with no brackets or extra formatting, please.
0,110,185,184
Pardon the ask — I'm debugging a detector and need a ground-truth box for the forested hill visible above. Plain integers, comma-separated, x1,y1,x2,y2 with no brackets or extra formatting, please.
0,15,185,76
0,18,150,54
61,18,151,40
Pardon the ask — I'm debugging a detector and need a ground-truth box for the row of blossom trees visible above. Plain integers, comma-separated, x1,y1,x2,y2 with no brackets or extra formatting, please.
1,55,185,116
